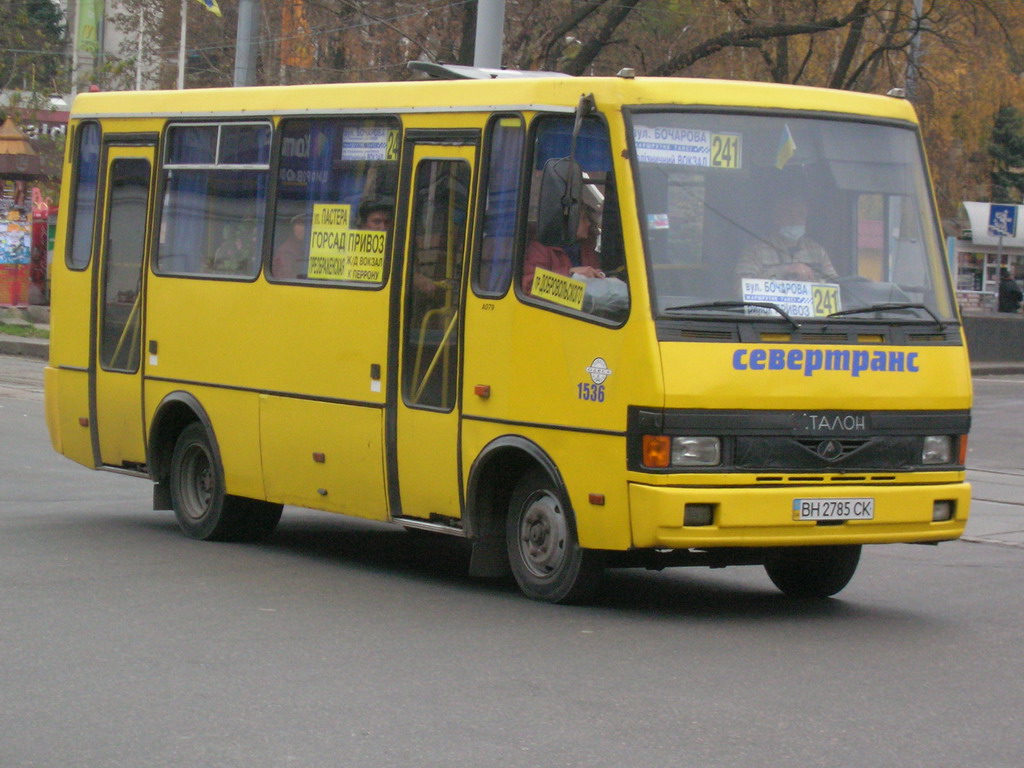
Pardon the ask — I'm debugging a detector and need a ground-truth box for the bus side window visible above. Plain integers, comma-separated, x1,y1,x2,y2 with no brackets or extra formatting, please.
155,122,270,279
474,115,523,296
269,117,400,284
67,122,101,270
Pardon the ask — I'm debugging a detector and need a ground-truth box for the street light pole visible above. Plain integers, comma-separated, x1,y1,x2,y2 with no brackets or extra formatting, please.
906,0,924,101
474,0,506,69
136,6,146,90
234,0,260,87
177,0,187,89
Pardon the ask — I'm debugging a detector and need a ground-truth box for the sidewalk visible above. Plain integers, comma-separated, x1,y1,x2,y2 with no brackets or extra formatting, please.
0,305,49,360
963,467,1024,548
0,333,47,359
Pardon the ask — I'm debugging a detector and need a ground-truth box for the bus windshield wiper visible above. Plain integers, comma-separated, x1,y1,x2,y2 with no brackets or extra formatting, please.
663,300,800,330
828,303,946,329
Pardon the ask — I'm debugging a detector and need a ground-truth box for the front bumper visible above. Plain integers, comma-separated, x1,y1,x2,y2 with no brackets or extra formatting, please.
629,480,970,549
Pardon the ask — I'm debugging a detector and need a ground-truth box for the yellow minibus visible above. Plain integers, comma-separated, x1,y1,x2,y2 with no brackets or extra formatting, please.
45,68,971,602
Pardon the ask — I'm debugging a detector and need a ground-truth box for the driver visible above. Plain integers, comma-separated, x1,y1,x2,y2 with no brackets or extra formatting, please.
523,203,604,295
735,192,838,282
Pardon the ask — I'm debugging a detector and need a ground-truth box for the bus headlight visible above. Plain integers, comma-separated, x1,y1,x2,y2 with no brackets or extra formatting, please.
642,436,721,468
671,436,721,467
922,435,953,465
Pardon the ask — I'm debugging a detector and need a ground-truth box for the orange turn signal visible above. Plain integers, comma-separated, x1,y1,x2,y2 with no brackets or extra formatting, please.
642,435,671,468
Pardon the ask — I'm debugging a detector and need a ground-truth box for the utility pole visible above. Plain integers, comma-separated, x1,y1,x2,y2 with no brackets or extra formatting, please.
473,0,506,69
177,0,187,89
906,0,924,101
70,0,79,96
235,0,260,87
136,6,146,90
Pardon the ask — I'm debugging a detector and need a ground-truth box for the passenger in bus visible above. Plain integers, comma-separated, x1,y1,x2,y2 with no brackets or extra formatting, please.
359,197,394,232
522,203,604,294
272,213,309,279
204,221,258,275
363,196,443,301
735,192,839,283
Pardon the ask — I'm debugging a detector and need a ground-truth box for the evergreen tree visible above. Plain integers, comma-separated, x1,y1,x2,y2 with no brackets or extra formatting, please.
0,0,67,93
989,105,1024,203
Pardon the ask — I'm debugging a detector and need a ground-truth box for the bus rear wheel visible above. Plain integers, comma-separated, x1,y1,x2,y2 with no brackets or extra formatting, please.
764,545,861,598
169,422,282,542
506,469,604,604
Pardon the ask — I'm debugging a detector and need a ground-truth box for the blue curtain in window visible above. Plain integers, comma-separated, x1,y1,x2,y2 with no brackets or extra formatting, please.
226,126,270,267
161,126,269,275
534,118,611,172
161,128,215,273
482,122,524,292
303,120,339,205
279,120,390,219
69,123,101,269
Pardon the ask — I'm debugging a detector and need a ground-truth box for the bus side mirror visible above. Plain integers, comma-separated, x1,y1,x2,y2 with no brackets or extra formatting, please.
537,157,582,248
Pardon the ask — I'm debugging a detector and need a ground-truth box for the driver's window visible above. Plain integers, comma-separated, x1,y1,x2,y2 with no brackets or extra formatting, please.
519,116,628,322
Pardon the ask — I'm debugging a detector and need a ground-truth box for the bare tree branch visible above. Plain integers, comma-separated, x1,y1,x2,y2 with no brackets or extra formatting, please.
828,0,872,89
562,0,644,75
649,5,874,77
539,1,609,70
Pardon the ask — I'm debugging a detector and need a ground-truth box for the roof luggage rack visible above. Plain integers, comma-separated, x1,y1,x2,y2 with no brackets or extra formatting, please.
407,61,572,80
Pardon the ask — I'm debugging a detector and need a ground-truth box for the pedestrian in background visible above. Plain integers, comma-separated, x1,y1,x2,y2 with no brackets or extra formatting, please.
997,268,1022,313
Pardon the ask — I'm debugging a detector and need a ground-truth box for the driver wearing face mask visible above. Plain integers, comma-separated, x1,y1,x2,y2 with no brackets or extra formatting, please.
736,192,838,282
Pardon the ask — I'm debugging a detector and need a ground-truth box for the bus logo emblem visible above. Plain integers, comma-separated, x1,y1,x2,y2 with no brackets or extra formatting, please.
816,440,844,461
586,358,612,385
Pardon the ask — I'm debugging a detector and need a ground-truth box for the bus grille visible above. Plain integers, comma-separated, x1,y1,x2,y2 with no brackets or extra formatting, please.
734,436,919,471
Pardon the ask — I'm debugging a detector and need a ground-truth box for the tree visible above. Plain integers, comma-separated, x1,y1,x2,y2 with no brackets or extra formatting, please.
99,0,1024,217
0,0,67,93
989,105,1024,203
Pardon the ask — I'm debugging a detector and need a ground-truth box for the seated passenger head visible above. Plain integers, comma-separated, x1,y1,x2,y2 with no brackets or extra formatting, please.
290,213,308,238
359,198,394,231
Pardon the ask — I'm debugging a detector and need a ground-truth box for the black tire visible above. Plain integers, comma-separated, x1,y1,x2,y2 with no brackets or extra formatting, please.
169,422,282,542
505,469,604,604
764,545,861,598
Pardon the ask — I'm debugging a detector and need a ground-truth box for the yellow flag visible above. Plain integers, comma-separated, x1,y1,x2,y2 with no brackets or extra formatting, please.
193,0,222,17
775,123,796,170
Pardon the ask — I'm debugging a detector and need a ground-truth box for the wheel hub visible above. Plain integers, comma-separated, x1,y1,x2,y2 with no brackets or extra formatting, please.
182,445,214,520
518,492,568,578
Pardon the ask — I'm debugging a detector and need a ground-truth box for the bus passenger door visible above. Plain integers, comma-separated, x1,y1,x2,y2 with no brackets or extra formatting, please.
93,143,156,469
391,141,476,523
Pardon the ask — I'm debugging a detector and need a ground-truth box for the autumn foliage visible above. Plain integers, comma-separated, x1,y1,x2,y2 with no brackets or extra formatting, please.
94,1,1023,217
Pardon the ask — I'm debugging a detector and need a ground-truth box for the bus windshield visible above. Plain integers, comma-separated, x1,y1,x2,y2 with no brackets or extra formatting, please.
630,111,956,324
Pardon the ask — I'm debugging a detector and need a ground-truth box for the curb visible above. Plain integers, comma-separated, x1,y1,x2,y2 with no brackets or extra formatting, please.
0,335,48,361
968,363,1024,376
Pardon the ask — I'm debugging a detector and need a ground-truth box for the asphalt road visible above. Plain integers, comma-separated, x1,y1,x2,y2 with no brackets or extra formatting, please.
1,355,1022,768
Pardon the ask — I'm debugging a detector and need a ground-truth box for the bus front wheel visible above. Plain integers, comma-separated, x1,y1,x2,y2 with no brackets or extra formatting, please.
764,545,861,598
506,469,604,604
169,422,282,542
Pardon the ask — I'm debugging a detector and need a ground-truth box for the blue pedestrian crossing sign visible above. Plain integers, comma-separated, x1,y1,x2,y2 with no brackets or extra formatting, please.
988,204,1018,238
